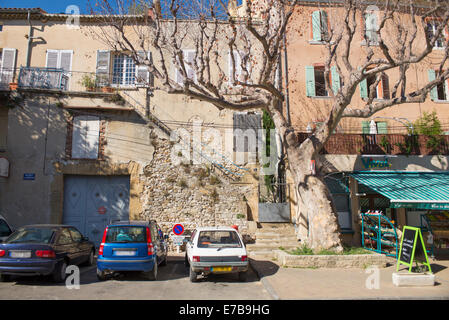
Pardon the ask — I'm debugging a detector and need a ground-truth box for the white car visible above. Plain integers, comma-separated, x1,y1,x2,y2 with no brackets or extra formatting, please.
185,226,249,282
0,215,13,242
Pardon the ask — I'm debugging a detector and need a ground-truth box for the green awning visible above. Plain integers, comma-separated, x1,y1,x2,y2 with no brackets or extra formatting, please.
350,172,449,210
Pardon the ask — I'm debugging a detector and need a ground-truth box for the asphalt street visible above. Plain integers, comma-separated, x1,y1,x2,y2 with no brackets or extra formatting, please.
0,255,271,300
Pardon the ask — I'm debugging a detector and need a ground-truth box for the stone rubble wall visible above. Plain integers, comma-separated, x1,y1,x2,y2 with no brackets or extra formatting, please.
139,137,256,251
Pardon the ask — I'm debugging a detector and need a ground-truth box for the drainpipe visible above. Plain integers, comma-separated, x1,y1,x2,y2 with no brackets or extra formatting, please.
26,10,33,67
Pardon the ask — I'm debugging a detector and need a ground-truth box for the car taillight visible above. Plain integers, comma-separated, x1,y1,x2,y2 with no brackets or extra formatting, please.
147,243,154,256
241,255,247,262
35,250,56,258
192,256,200,262
0,250,5,257
98,227,108,256
146,227,154,256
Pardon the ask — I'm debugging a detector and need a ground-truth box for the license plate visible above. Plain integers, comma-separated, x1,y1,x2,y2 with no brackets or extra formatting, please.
114,250,136,256
10,251,31,258
211,267,232,272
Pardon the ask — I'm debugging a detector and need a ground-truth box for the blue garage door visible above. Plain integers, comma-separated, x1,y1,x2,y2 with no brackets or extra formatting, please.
63,175,130,246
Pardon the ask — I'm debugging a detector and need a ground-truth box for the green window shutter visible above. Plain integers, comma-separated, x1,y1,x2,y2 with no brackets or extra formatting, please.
428,69,438,101
360,79,368,98
305,66,316,97
320,11,329,39
376,121,388,134
312,11,322,41
362,121,370,134
331,66,340,94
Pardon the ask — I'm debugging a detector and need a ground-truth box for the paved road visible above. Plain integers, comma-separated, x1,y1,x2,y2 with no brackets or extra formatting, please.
0,255,271,300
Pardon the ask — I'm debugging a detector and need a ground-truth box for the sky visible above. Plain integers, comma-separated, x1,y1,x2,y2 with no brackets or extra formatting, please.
1,0,92,14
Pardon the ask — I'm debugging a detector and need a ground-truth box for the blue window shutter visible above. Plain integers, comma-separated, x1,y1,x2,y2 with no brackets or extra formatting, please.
360,79,368,98
306,66,316,97
428,69,438,101
312,11,322,41
331,66,340,94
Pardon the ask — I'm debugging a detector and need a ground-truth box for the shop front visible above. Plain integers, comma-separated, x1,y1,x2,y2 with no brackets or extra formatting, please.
349,171,449,258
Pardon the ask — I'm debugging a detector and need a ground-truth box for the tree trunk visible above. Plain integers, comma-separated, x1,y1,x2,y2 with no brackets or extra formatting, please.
286,139,343,252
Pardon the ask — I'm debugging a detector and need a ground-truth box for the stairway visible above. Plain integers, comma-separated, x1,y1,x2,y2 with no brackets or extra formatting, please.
246,223,300,260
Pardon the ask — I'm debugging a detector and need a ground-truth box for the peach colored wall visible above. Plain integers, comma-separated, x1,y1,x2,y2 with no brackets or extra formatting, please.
284,5,449,134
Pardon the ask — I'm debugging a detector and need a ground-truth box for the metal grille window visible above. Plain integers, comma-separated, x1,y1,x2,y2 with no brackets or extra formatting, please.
112,54,136,86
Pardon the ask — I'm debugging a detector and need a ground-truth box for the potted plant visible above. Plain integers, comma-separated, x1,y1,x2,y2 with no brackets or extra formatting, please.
101,86,115,93
9,82,18,91
80,74,97,92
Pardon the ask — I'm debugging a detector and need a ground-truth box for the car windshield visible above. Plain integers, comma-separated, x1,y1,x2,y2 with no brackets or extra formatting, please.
106,226,147,243
197,231,242,248
5,228,55,244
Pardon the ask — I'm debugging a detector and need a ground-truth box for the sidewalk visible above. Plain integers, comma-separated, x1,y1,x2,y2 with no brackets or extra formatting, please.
249,257,449,300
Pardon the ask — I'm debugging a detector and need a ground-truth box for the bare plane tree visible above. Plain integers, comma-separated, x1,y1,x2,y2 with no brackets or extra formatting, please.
88,0,449,252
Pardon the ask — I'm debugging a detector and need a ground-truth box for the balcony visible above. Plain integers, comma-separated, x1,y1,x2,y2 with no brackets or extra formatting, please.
18,67,69,90
297,133,449,156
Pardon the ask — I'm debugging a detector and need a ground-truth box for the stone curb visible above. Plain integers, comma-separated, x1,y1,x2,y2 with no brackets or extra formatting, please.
249,259,280,300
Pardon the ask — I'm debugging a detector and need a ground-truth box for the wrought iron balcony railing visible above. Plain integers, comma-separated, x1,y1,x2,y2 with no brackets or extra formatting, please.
18,67,69,90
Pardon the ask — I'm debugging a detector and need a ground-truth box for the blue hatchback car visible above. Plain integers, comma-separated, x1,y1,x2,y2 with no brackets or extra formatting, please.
96,221,168,281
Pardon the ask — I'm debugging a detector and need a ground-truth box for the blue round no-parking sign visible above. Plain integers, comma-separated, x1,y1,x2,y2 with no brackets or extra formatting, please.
173,224,184,236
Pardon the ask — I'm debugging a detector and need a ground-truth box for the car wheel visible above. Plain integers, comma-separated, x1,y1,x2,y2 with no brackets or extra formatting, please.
83,249,95,267
238,271,248,282
144,259,157,281
96,268,107,281
189,267,198,283
0,273,11,282
160,255,167,267
52,260,67,283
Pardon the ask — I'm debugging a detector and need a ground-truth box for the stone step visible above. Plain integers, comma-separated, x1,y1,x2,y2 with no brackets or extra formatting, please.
246,244,299,251
253,239,300,246
255,233,297,240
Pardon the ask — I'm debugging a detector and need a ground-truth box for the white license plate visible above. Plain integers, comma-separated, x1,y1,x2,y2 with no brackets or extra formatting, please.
10,251,31,258
114,250,136,256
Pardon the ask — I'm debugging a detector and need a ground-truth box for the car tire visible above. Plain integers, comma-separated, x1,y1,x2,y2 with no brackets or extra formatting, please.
189,267,198,283
238,271,248,282
96,268,107,281
52,260,67,283
160,255,167,267
0,273,11,282
83,249,95,267
144,259,157,281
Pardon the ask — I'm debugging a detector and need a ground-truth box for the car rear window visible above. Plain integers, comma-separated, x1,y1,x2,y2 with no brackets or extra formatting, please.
0,219,11,237
106,226,147,243
197,231,242,248
5,228,55,244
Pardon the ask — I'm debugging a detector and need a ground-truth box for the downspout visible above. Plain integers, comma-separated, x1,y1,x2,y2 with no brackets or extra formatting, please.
26,10,33,67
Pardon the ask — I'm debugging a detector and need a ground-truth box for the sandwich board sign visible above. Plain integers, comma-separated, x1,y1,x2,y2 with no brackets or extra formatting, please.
396,226,432,273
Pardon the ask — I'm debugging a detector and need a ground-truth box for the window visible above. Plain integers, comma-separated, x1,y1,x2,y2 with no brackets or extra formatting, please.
228,50,249,86
428,69,449,101
57,229,73,245
0,219,11,238
0,48,17,86
364,11,378,44
233,112,261,152
112,53,136,86
426,20,447,49
71,115,100,159
310,10,329,42
95,50,151,88
105,226,147,243
360,73,389,100
69,228,83,242
197,231,242,248
362,121,388,134
175,49,196,85
46,50,73,72
306,65,341,97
